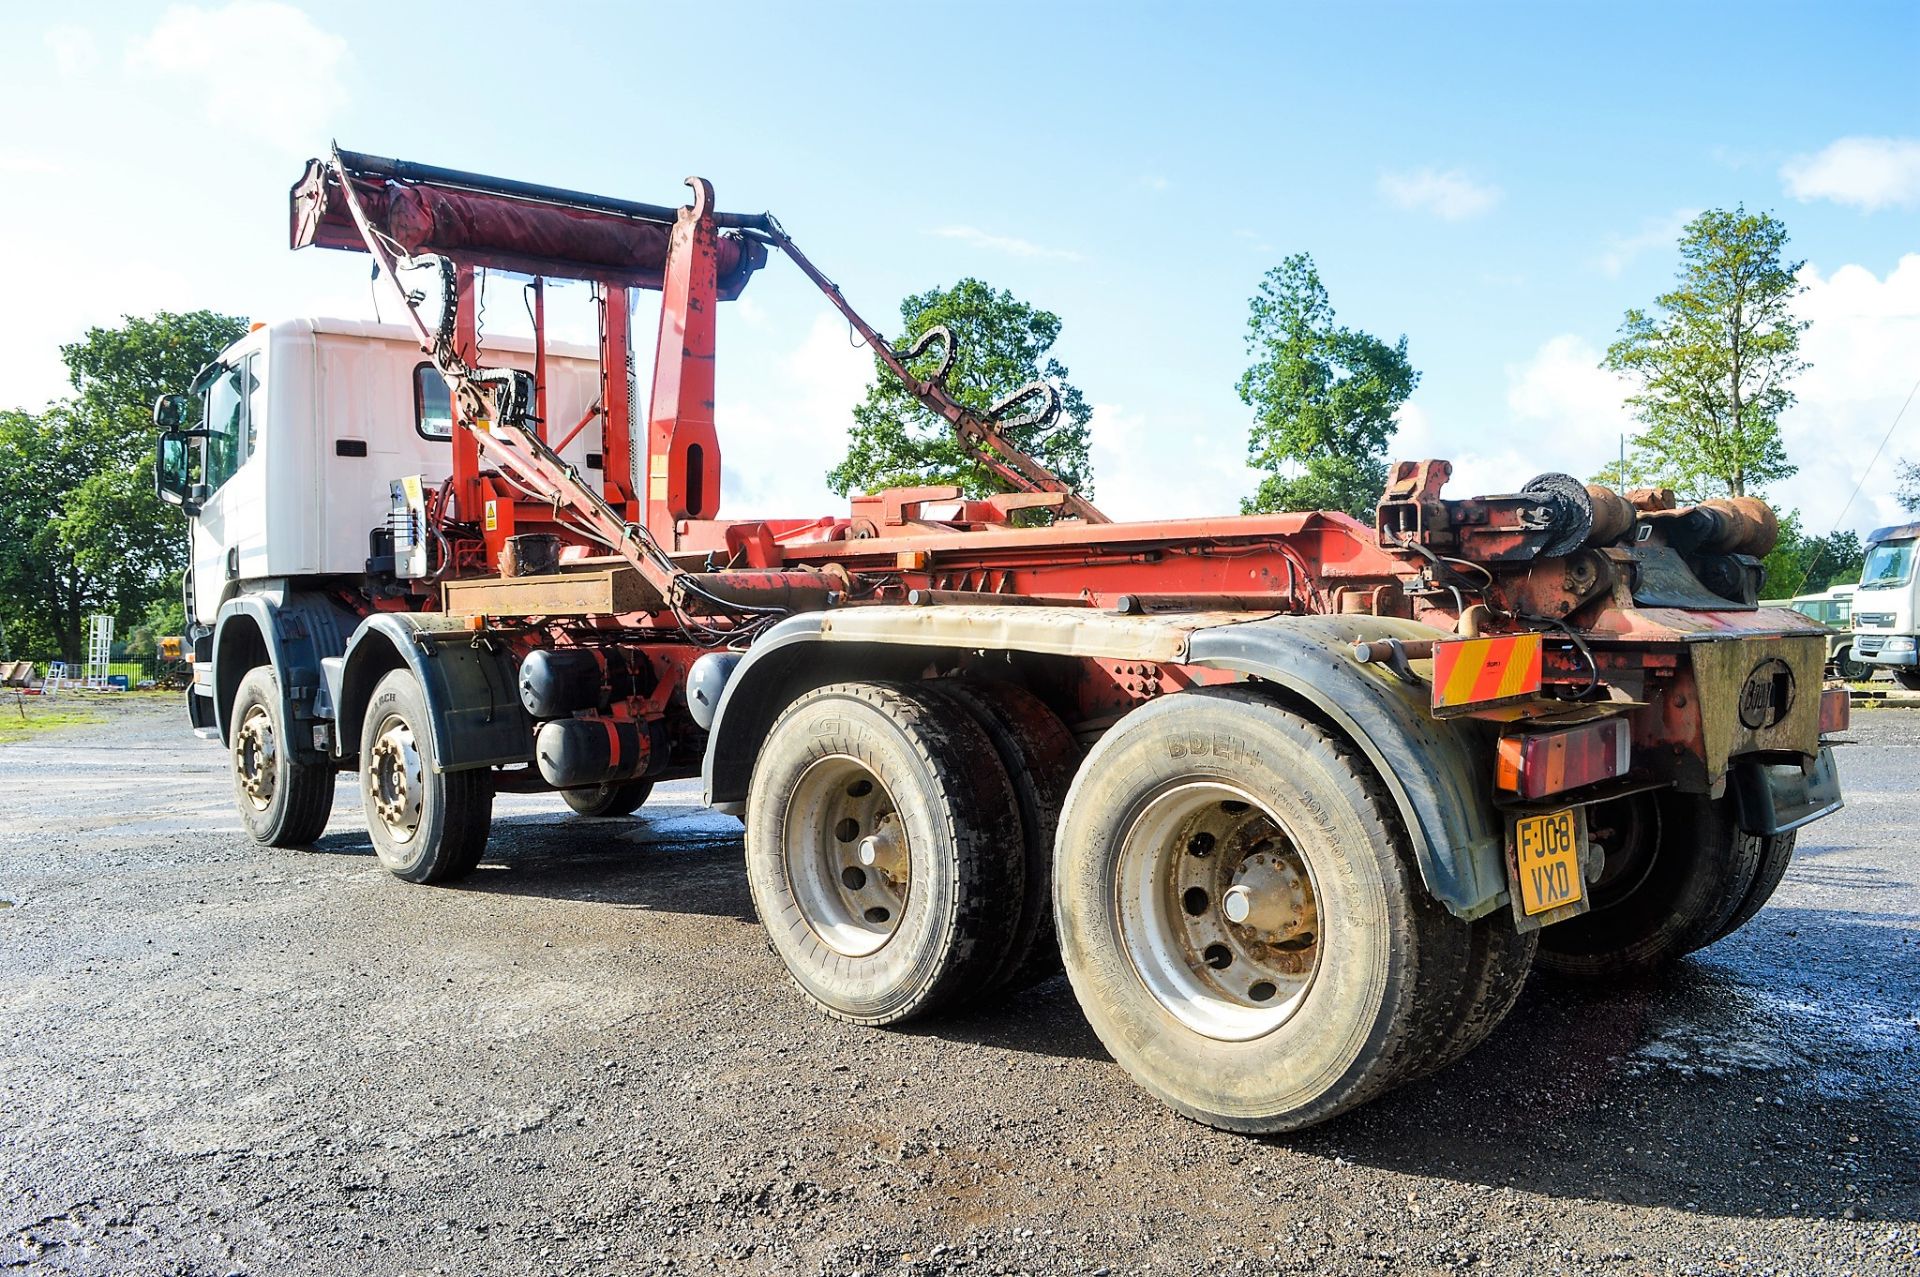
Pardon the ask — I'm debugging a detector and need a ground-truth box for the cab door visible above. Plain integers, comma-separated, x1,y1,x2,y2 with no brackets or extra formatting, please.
188,354,269,621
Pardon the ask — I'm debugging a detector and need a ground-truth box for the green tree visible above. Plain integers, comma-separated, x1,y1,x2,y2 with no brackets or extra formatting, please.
1759,514,1867,597
1237,254,1418,519
828,279,1093,501
1895,459,1920,514
0,311,245,662
1603,208,1806,502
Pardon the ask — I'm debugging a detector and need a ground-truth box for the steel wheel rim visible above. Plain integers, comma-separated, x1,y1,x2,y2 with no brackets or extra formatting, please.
1587,794,1660,908
234,702,278,811
366,713,425,844
783,754,908,958
1115,780,1322,1042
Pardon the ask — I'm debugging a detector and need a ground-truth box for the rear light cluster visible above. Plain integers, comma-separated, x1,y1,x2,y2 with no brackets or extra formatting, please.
1496,717,1631,800
1819,686,1850,737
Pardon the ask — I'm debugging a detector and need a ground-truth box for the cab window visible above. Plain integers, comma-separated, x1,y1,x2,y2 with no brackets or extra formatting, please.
415,364,454,440
203,363,247,489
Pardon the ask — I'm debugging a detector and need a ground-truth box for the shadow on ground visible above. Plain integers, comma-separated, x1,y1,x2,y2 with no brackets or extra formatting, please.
302,799,1920,1226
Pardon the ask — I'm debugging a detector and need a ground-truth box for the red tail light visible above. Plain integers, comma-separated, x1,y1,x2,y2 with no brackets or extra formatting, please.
1819,686,1850,736
1496,716,1631,800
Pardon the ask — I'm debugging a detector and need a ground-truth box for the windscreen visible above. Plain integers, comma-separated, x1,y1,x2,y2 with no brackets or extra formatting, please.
1860,539,1915,589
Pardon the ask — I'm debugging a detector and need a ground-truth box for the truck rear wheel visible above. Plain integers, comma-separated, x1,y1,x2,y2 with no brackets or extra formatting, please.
744,682,1025,1025
561,779,653,818
1709,829,1796,943
230,665,334,848
359,669,493,883
1536,790,1759,979
1053,687,1473,1133
919,679,1080,993
1427,914,1538,1074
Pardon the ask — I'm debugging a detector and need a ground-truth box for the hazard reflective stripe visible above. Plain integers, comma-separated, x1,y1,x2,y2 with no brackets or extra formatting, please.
1432,634,1543,710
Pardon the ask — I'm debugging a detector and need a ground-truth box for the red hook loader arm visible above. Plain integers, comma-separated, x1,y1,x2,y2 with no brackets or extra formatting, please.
152,147,1845,1137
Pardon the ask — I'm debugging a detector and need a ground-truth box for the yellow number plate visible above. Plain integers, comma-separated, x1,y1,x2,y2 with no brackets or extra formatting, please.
1514,808,1583,916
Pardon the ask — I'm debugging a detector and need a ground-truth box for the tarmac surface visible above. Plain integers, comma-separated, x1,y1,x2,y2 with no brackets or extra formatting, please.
2,694,1916,1276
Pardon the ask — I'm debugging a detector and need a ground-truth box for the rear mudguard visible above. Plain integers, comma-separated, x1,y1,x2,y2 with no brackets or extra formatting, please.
701,607,1507,920
327,613,532,773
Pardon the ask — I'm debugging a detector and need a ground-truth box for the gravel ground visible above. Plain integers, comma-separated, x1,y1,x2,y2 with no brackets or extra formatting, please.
2,694,1916,1276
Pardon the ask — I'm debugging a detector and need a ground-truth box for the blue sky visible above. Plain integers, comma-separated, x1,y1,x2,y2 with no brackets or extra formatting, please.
5,1,1917,539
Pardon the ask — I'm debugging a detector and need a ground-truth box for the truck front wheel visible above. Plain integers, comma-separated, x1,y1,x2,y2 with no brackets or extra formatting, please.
1053,687,1474,1133
230,665,334,848
359,669,493,883
744,682,1025,1026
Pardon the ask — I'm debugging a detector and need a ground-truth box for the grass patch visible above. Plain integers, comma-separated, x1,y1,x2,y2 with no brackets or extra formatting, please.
0,700,106,742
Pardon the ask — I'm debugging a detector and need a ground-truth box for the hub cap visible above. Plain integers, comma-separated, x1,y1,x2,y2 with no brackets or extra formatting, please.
234,703,278,811
783,755,907,957
366,714,425,843
1116,781,1322,1041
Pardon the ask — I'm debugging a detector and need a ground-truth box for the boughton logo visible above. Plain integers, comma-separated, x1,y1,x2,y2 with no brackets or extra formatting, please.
1738,657,1795,730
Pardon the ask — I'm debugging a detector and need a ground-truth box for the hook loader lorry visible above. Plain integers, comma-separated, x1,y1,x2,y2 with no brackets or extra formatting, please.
151,148,1847,1132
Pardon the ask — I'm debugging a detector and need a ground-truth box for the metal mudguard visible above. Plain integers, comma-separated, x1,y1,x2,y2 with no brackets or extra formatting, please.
1186,614,1507,919
330,613,532,773
701,607,1508,920
211,587,358,762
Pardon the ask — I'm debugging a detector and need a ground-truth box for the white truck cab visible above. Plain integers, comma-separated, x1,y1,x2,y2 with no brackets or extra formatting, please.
155,319,600,629
1850,522,1920,689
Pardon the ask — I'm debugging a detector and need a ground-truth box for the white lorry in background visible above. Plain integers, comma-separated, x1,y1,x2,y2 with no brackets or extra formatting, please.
1850,522,1920,689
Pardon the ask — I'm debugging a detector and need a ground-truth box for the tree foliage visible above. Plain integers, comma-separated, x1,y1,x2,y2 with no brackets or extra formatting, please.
1895,459,1920,514
1759,513,1866,598
828,279,1093,502
0,311,246,662
1237,254,1418,519
1602,208,1806,502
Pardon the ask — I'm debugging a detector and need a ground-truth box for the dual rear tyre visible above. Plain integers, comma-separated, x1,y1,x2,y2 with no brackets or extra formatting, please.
744,682,1027,1024
1537,788,1793,979
1051,687,1506,1133
746,680,1534,1132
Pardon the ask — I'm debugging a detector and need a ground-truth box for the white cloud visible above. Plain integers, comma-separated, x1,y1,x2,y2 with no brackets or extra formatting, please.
1086,402,1261,521
716,313,873,517
930,225,1084,262
0,149,65,177
1470,261,1920,537
1781,136,1920,213
126,2,347,152
1137,175,1169,192
1597,208,1697,277
44,25,99,76
1377,167,1501,221
1774,255,1920,534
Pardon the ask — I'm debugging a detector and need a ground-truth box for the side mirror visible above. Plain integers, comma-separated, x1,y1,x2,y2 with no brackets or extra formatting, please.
153,393,193,431
154,431,201,515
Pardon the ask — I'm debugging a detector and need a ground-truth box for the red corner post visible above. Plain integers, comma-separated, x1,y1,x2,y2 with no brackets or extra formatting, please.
449,264,484,522
644,177,725,547
600,285,636,518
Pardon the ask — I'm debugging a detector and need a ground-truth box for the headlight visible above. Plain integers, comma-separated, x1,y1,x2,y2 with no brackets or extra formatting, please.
1883,636,1917,653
